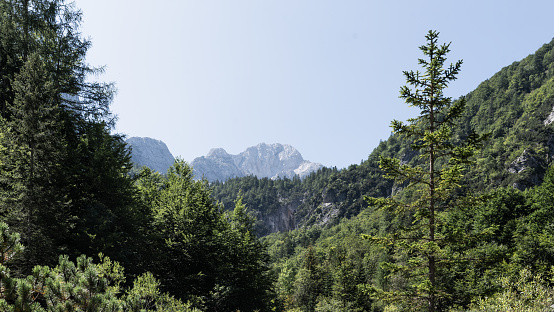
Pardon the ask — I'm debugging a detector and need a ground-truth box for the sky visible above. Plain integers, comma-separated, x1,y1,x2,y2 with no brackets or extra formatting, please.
73,0,554,169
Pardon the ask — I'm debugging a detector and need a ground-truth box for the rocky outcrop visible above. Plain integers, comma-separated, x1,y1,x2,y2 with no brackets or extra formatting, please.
544,105,554,125
261,199,300,234
191,143,323,182
126,137,175,173
508,149,540,174
508,149,545,190
314,203,340,227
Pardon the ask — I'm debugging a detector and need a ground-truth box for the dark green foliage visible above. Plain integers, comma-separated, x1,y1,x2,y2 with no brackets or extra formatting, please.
136,160,276,311
0,222,198,311
292,245,324,312
216,197,275,311
4,0,554,310
0,0,131,273
437,188,527,308
211,163,392,236
62,120,138,264
364,38,554,196
452,40,554,191
264,207,390,311
211,39,554,239
0,0,115,123
511,163,554,274
136,161,229,301
258,34,554,312
262,164,554,311
0,52,67,271
212,175,303,236
362,31,487,311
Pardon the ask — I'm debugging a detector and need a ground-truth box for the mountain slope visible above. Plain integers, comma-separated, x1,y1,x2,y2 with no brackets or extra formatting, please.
454,38,554,190
211,38,554,234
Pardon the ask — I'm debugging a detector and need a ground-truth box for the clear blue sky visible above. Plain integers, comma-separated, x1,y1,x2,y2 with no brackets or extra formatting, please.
74,0,554,169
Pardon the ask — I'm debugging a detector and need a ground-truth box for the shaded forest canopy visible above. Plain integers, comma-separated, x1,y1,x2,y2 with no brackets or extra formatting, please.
2,0,554,311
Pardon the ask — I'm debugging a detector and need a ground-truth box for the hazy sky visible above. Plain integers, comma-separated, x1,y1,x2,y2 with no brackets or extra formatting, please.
74,0,554,169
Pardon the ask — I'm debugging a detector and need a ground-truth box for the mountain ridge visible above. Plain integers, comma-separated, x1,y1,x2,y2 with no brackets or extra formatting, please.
125,139,324,181
191,143,323,182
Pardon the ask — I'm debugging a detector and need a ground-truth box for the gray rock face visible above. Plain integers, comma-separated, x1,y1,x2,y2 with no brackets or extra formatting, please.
126,137,175,173
192,148,244,181
191,143,323,181
544,105,554,125
507,149,545,190
508,149,539,174
261,199,299,234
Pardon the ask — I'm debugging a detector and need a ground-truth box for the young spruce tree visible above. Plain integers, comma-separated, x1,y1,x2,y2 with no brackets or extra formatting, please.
363,31,485,311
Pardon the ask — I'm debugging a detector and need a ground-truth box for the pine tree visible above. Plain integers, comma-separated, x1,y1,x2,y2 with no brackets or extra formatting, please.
0,53,67,270
0,0,116,122
363,30,486,311
0,221,200,311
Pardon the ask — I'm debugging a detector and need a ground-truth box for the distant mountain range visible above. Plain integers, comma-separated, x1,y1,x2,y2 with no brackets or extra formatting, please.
191,143,323,181
125,139,323,181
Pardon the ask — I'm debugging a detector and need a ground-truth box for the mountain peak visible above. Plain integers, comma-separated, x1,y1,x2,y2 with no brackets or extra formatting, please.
125,137,175,173
207,147,230,158
191,143,322,182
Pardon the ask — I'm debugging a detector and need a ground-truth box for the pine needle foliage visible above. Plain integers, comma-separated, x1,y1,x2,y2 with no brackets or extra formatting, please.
362,31,487,312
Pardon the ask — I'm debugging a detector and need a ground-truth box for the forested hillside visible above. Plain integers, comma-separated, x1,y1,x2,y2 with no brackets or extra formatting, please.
211,35,554,311
3,0,554,311
212,36,554,234
211,163,392,235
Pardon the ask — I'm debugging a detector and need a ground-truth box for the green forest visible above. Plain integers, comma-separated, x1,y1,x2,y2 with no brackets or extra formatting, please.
2,0,554,311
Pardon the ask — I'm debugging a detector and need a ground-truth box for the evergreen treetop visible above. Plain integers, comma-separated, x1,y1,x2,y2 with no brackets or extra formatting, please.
364,30,486,312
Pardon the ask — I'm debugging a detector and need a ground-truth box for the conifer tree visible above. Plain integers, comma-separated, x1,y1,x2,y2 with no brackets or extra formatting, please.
218,196,274,311
0,221,199,311
0,0,135,270
0,53,67,270
293,245,323,312
363,30,486,312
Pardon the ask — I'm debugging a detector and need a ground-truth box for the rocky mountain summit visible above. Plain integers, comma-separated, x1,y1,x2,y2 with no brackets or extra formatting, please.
191,143,323,181
126,137,175,173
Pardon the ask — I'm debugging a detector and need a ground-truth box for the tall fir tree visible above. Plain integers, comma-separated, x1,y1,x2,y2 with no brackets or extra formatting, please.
0,53,67,270
363,31,486,311
0,0,135,272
